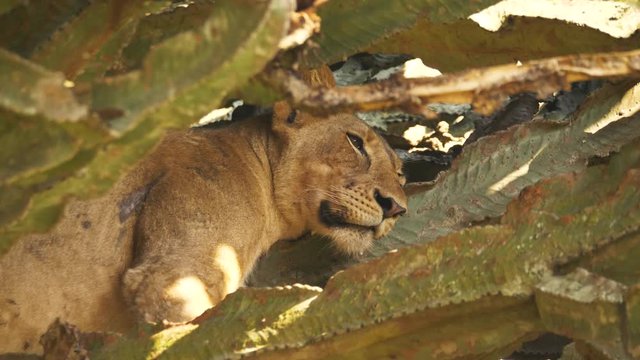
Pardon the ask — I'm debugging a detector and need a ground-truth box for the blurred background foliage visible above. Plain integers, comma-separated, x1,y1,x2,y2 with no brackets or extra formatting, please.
1,0,640,358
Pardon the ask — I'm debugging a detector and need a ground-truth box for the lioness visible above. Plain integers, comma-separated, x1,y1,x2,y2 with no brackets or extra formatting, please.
0,101,406,354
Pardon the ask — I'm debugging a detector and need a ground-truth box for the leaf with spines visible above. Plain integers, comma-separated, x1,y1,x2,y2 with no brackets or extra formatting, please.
91,0,293,134
113,1,217,75
372,80,640,257
364,1,640,72
535,269,628,352
305,0,500,67
627,284,640,357
0,0,90,57
0,48,87,121
249,80,640,288
31,1,170,79
95,139,640,359
0,0,294,254
0,0,22,16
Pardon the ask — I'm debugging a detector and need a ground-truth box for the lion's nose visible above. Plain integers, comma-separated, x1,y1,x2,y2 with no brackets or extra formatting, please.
374,190,407,218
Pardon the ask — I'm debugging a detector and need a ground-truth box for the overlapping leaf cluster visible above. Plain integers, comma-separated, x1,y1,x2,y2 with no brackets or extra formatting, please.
0,0,293,253
2,0,640,359
96,79,640,360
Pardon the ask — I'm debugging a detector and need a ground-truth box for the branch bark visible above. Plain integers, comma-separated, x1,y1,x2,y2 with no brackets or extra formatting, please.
270,49,640,117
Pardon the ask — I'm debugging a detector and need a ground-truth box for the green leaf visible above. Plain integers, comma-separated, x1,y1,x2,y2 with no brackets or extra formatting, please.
0,112,79,184
0,48,87,121
535,269,627,349
571,231,640,286
627,284,640,357
91,0,293,134
0,0,89,57
374,81,640,257
0,111,104,229
30,1,170,79
365,13,640,73
114,1,216,74
470,0,640,39
93,285,321,360
160,286,321,360
96,139,640,359
305,0,500,67
0,0,293,254
0,0,23,16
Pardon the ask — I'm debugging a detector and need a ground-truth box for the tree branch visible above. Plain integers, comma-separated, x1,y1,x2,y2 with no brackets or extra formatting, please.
270,49,640,117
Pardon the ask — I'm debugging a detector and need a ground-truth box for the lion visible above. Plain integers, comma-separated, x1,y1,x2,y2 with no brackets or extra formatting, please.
0,101,407,354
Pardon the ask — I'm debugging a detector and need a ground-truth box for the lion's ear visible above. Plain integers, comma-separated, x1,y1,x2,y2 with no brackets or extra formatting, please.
273,101,295,124
272,65,335,131
272,101,298,133
272,101,321,133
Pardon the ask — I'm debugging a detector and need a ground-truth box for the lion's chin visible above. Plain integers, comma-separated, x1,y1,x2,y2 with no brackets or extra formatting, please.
326,226,376,255
316,200,400,255
330,218,398,255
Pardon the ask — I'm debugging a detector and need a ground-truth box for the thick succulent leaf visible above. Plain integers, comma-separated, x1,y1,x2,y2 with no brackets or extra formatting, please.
160,286,322,360
304,0,500,67
371,80,640,257
0,115,105,252
627,284,640,357
252,77,640,287
101,295,543,359
0,0,293,254
366,13,640,73
29,1,170,79
113,1,216,74
571,231,640,286
73,1,181,83
94,285,321,360
240,2,640,104
470,0,640,38
0,0,90,57
0,48,88,121
0,113,79,184
0,110,80,229
95,140,640,359
0,0,22,16
535,269,628,352
252,296,542,360
91,0,292,134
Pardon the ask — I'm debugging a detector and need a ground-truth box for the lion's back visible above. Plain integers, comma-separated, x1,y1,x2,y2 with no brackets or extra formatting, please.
0,183,143,354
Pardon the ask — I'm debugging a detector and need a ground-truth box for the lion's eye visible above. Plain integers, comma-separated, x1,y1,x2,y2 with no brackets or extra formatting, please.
398,172,406,185
347,133,366,155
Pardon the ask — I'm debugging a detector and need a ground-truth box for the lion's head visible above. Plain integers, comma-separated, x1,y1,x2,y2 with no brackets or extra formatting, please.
272,102,407,255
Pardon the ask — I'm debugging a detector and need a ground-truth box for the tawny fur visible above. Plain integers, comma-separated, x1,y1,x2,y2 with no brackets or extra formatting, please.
0,102,406,354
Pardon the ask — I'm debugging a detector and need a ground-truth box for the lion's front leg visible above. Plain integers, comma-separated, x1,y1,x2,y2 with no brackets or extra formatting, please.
120,171,257,324
122,255,231,324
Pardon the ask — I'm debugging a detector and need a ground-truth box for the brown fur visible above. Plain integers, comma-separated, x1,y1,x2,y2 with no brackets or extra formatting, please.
0,103,406,354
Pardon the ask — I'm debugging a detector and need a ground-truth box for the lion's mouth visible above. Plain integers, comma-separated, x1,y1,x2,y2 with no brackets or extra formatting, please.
319,200,376,233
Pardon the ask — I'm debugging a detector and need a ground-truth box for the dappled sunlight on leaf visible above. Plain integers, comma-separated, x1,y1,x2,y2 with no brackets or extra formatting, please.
470,0,640,39
487,144,547,195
